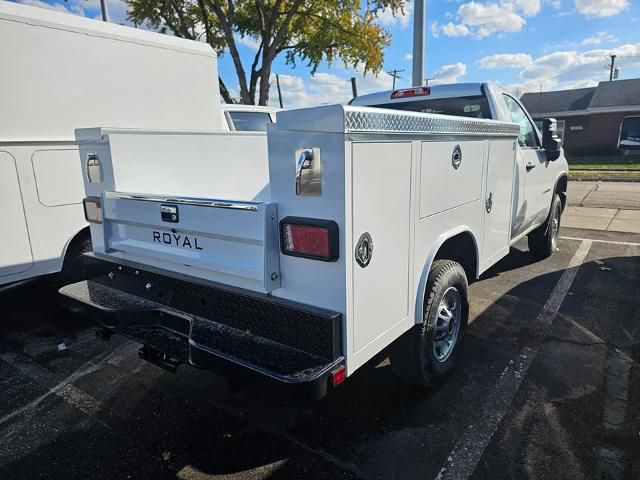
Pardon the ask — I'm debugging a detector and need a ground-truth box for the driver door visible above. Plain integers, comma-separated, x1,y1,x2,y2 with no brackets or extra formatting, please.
502,95,552,235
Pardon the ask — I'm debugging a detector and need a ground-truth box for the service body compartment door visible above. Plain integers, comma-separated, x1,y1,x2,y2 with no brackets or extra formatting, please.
481,139,516,271
0,151,33,277
419,141,484,218
351,142,412,352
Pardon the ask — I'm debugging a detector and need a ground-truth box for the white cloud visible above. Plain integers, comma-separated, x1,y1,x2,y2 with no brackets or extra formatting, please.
458,2,526,37
442,22,471,37
431,62,468,84
18,0,83,15
575,0,629,18
508,42,640,95
235,34,261,51
436,0,544,38
508,0,541,16
403,53,413,61
376,2,413,28
432,0,540,38
478,53,533,69
581,32,618,45
18,0,130,25
267,68,392,109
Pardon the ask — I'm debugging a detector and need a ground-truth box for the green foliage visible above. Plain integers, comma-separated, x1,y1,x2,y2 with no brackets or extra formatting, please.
126,0,409,104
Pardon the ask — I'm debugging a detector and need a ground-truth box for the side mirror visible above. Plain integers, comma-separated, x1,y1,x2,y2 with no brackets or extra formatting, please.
542,118,561,161
618,117,640,152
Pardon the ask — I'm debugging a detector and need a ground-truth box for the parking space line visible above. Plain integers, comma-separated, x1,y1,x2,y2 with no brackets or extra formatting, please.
561,236,640,247
0,346,123,429
434,240,592,480
558,316,634,365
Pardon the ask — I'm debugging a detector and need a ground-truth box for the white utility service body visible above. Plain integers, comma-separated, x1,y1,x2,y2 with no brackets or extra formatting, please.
0,1,222,287
61,87,568,401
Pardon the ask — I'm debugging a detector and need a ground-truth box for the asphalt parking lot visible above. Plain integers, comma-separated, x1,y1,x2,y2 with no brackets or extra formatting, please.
1,227,638,480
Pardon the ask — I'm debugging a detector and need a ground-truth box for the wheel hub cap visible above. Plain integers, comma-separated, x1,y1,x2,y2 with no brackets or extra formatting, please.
433,287,462,363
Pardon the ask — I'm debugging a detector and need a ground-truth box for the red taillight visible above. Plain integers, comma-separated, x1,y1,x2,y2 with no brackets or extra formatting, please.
284,224,329,256
390,86,431,99
331,365,346,387
280,217,339,262
83,197,102,224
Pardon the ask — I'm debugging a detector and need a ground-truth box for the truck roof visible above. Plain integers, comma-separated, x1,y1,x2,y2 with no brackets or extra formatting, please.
0,1,214,56
350,83,486,107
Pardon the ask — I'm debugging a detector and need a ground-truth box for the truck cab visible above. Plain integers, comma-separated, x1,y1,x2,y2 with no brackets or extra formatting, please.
351,83,569,246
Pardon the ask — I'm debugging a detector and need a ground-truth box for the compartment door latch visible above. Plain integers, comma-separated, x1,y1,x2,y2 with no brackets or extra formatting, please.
355,232,374,268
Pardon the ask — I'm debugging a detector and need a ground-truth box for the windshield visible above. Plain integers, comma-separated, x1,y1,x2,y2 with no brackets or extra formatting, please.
371,95,492,119
227,111,273,131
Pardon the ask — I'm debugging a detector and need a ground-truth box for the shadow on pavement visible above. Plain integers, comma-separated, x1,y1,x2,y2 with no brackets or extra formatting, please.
0,247,638,480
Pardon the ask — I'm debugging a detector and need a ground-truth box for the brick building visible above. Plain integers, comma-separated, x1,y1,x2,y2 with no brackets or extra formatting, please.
520,78,640,157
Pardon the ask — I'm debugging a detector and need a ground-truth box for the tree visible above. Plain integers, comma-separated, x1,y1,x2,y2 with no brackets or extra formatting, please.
127,0,409,105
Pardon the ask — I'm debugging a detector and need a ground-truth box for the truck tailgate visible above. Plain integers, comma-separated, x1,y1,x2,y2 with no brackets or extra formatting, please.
98,192,280,293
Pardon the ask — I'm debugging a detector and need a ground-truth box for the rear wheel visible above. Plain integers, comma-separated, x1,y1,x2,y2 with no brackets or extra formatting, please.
389,260,469,388
528,193,562,259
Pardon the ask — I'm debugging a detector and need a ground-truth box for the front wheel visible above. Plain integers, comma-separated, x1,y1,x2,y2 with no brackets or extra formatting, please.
528,193,562,259
389,260,469,388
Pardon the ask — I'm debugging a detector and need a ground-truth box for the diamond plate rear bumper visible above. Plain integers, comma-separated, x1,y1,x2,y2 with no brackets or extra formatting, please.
59,257,344,402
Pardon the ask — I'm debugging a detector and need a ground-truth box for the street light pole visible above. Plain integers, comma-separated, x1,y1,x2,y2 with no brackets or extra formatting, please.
100,0,110,22
412,0,425,86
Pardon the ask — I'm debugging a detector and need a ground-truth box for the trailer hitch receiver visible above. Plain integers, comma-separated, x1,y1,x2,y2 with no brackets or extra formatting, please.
138,346,182,373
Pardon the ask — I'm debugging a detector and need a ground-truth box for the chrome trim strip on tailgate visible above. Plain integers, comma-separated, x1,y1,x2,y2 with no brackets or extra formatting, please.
105,191,260,211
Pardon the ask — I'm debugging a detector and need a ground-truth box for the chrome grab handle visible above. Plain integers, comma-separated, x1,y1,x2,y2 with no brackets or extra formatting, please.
295,149,314,195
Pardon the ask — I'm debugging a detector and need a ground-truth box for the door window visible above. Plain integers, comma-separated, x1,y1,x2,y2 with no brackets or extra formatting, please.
503,95,539,148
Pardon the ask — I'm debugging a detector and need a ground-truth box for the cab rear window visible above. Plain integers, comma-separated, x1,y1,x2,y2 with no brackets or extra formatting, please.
227,111,273,131
372,95,491,119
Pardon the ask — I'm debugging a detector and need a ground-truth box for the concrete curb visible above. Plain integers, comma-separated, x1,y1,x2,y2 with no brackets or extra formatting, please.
569,176,640,183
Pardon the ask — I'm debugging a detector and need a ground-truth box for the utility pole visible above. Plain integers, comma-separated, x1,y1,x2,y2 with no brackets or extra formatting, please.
412,0,425,87
608,54,617,81
350,77,358,99
100,0,110,22
424,78,432,86
275,74,283,108
387,69,405,89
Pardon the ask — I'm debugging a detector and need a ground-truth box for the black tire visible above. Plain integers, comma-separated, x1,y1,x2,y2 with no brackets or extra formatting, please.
528,193,562,259
389,260,469,388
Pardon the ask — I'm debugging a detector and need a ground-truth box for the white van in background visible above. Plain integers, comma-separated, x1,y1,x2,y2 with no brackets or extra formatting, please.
0,1,222,288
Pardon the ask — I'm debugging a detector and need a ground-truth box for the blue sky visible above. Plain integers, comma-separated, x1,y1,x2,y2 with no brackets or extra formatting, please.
13,0,640,107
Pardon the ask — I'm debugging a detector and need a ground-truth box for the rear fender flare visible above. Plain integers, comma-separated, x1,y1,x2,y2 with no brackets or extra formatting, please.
413,226,479,325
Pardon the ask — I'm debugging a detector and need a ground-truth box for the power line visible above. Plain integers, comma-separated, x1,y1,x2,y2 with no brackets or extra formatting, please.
387,69,405,89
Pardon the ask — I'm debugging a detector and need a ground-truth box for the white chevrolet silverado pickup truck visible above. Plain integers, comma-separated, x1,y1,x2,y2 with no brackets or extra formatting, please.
60,83,568,401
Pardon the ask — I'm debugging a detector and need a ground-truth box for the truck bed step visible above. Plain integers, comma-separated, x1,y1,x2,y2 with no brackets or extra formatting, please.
60,278,344,396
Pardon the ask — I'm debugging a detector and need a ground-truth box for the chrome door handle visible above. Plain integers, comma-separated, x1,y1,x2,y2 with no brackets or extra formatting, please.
526,163,536,171
295,149,313,195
